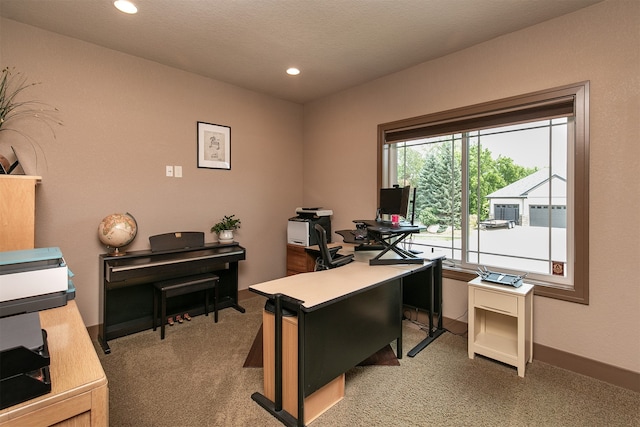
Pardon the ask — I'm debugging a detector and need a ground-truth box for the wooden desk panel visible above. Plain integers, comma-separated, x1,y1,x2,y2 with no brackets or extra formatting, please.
0,301,108,427
262,310,344,424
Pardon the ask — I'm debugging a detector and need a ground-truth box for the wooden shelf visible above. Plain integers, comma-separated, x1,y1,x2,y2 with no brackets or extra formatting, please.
473,331,518,362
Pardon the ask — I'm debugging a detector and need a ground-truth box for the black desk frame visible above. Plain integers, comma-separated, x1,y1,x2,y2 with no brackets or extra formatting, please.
250,260,443,426
404,256,445,357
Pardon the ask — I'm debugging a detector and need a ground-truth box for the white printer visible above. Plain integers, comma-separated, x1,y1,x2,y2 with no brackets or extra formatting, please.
287,208,333,246
0,247,75,318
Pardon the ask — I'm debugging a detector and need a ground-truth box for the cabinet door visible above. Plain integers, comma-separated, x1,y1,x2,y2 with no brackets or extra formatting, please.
0,176,40,251
286,244,316,275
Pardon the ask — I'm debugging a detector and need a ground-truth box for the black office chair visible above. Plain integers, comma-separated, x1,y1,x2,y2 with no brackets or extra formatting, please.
314,224,354,270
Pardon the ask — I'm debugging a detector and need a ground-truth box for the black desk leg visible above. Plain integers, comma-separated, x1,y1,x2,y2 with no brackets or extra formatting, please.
275,296,284,412
407,259,445,357
251,294,298,427
297,308,305,427
229,262,246,313
397,283,403,358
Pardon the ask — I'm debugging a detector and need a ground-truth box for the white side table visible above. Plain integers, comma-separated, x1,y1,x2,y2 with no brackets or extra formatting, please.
468,277,534,377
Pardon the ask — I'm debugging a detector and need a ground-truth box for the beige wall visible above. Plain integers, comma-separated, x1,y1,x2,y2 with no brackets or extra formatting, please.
1,0,638,374
0,19,304,327
303,0,639,372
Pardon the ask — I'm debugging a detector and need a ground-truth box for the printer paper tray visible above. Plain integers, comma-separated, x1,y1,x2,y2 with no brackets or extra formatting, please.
0,366,51,410
0,329,52,410
0,281,75,318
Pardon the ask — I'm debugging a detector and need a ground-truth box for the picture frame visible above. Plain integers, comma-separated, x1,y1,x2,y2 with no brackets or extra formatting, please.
197,121,231,170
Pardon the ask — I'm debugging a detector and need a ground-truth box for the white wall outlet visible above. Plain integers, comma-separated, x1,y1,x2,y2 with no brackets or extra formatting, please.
166,165,173,177
174,166,182,178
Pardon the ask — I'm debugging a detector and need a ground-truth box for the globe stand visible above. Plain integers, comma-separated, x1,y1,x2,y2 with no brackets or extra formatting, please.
107,246,127,256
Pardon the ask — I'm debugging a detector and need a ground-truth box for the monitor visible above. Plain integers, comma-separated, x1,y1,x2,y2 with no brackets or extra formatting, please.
378,186,410,218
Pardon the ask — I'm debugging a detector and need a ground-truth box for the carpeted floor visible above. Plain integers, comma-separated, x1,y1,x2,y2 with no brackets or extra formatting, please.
96,296,640,427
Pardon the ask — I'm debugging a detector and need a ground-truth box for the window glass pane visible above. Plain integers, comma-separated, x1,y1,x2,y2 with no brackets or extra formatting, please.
386,136,463,260
466,120,567,277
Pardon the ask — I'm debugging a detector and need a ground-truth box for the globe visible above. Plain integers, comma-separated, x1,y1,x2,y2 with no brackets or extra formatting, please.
98,212,138,255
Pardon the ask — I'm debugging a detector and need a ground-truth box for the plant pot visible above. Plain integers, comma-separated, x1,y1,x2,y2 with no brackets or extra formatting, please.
218,230,234,243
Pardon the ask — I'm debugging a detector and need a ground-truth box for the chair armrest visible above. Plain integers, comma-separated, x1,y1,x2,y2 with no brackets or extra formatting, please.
328,246,343,256
330,253,354,268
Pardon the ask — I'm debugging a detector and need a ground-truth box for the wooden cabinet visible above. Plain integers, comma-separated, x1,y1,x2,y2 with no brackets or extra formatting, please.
0,175,41,252
468,277,534,377
0,300,109,426
286,244,317,275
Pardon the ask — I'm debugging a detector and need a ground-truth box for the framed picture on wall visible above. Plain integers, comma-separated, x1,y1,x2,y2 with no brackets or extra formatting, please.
197,121,231,170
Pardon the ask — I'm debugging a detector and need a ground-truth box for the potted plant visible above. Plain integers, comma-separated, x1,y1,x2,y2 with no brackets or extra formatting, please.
0,67,62,174
210,214,241,244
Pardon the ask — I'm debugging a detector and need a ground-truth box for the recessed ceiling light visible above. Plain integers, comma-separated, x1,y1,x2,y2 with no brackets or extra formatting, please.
286,68,301,76
114,0,138,14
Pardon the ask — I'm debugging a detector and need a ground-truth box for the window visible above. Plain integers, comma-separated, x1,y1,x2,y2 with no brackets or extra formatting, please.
378,82,589,303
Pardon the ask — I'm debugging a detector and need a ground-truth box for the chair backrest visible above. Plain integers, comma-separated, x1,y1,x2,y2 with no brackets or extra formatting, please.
314,224,353,269
314,224,334,267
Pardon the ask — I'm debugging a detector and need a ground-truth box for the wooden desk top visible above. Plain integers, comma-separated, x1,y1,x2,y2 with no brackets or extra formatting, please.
0,300,107,423
250,259,432,310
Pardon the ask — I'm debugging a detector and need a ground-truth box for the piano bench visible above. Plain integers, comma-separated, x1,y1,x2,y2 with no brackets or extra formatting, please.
152,273,219,340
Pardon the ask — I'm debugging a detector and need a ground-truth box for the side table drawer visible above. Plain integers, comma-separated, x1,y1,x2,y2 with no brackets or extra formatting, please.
474,288,517,315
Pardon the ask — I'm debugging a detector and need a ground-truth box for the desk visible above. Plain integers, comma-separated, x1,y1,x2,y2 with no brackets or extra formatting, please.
249,254,443,426
0,300,108,426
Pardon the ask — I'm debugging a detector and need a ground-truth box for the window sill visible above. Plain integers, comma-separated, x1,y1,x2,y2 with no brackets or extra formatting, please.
442,266,587,305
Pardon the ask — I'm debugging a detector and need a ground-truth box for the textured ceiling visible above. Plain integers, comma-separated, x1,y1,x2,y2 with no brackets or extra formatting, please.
0,0,602,104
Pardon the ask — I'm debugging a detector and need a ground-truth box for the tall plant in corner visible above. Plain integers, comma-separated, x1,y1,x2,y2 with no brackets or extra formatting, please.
0,67,62,172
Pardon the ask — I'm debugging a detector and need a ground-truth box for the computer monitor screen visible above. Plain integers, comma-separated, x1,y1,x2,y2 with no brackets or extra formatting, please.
379,186,410,218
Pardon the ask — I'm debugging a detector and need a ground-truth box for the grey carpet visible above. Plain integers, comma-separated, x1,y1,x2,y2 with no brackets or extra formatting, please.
96,296,639,427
